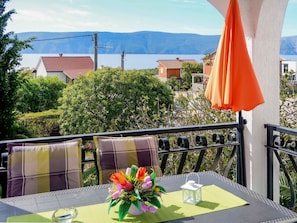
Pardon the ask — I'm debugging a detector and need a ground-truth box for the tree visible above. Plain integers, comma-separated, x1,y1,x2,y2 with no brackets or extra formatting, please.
181,62,203,90
16,74,66,113
166,77,181,91
58,67,174,135
280,69,296,99
0,0,33,139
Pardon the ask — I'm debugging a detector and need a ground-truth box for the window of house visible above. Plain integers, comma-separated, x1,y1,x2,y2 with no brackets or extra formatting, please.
283,64,288,74
194,75,203,83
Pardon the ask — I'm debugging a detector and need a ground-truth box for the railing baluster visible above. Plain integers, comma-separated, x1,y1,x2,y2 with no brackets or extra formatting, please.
224,131,238,177
177,136,189,174
193,135,207,172
212,133,224,171
273,150,295,210
158,138,170,174
224,145,237,177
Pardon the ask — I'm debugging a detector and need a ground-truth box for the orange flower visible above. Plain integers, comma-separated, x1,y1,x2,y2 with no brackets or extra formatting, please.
110,171,126,184
136,167,146,181
110,171,133,191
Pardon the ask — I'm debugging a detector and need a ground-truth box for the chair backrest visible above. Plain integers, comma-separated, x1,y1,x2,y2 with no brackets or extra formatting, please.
93,135,162,184
7,139,82,197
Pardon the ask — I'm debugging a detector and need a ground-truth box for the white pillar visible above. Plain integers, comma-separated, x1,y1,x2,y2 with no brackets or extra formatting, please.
208,0,288,201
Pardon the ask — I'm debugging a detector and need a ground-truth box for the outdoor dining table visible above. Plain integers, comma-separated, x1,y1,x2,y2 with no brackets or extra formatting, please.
1,171,297,223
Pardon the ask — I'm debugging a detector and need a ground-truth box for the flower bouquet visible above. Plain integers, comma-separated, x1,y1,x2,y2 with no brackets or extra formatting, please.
106,165,166,221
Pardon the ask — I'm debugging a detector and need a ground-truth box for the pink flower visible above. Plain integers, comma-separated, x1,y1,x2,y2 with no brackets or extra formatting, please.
108,188,113,194
141,203,149,212
142,180,152,189
141,203,157,213
147,206,157,213
115,184,123,191
112,191,120,199
144,176,151,183
125,167,131,175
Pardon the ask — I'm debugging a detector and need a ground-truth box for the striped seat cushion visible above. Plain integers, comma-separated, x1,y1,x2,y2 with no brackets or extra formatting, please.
7,139,82,197
93,136,162,184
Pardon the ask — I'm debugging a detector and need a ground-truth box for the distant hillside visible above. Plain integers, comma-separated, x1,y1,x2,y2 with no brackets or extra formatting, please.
17,31,297,55
280,36,297,55
17,31,220,55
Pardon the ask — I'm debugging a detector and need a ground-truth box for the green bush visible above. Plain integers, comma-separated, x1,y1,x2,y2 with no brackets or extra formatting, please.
16,76,66,113
166,77,181,91
18,109,61,137
58,68,174,135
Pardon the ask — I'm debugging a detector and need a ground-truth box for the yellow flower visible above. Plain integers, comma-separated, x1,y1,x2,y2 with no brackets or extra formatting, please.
130,195,137,201
155,187,160,193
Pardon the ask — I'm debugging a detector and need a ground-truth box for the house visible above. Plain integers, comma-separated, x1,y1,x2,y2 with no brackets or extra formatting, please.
157,58,197,81
280,59,297,80
202,52,297,80
191,52,216,92
202,51,216,75
35,54,94,83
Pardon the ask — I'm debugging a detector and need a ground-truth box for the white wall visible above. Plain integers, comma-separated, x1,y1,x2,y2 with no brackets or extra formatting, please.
47,72,67,82
281,60,297,80
35,61,47,78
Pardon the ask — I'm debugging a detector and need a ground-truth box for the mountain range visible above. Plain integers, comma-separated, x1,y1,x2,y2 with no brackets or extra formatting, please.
16,31,297,55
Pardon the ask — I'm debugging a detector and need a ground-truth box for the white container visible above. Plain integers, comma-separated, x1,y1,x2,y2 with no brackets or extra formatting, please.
180,173,203,205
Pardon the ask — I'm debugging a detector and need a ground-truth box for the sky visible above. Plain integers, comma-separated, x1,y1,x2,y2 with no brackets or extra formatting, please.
5,0,297,37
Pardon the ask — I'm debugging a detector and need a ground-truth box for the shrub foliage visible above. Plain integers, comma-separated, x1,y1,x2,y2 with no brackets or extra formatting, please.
58,68,174,135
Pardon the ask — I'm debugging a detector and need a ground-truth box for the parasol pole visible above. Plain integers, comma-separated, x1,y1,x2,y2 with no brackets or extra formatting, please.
237,110,247,186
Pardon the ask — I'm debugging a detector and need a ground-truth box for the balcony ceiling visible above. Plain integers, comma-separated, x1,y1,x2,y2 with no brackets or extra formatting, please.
208,0,263,37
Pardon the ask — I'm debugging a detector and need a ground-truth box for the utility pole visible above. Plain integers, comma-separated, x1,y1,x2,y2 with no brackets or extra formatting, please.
121,51,125,71
94,33,98,71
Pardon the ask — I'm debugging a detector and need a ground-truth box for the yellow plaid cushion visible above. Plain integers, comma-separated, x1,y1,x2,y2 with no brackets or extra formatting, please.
7,139,82,197
93,136,162,184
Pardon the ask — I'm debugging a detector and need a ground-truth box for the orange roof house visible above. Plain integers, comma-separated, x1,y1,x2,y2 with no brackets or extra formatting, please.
202,51,288,79
202,51,216,75
35,54,94,83
157,58,197,80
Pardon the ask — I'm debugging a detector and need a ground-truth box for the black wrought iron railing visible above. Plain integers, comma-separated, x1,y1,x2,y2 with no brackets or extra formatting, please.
1,122,296,210
0,122,245,198
266,124,297,210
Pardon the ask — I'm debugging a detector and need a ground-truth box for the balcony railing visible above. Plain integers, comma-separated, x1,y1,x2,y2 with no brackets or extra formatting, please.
1,122,297,210
0,122,244,198
266,124,297,210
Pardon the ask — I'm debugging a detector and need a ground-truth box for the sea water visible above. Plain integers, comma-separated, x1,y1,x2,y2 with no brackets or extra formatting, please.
20,54,205,70
20,54,297,70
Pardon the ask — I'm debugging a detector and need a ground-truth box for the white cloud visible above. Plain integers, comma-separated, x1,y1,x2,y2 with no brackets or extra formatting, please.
67,9,91,16
16,9,53,22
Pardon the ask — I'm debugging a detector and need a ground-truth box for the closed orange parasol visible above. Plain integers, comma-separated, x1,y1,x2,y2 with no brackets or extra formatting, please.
205,0,264,186
205,0,264,112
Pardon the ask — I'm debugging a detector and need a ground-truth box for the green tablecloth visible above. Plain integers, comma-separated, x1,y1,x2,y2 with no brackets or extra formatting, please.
7,184,249,222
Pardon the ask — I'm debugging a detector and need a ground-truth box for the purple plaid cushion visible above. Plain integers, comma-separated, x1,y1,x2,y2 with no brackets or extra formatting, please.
93,136,162,184
7,139,82,197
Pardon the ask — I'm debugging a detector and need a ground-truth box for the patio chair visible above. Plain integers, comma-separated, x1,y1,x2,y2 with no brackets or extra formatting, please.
93,135,162,184
6,138,83,197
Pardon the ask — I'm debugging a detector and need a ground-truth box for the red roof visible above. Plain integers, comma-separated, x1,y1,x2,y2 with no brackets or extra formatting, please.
41,55,94,79
157,58,197,69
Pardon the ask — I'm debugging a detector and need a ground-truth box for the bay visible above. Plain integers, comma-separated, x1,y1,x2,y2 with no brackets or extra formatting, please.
19,54,206,70
20,54,297,70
